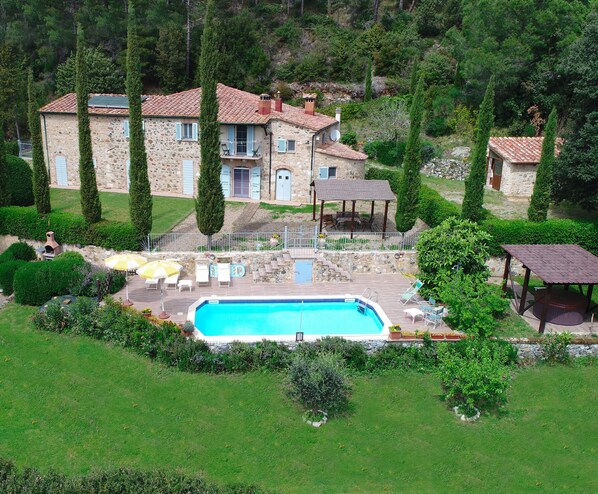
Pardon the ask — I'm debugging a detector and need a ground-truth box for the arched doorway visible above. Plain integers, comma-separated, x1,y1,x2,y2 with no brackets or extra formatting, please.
275,169,292,201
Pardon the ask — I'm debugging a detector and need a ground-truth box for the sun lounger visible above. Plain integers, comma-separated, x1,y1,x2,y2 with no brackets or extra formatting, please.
145,278,159,290
164,273,179,289
217,263,231,287
196,263,210,286
400,279,424,305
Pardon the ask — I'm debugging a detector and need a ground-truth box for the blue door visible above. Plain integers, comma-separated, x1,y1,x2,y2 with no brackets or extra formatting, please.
295,260,313,284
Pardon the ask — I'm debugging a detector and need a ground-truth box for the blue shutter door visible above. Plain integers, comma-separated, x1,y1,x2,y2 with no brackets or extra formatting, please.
55,156,67,186
247,126,254,156
227,126,235,156
220,164,231,198
123,120,130,138
277,138,287,153
182,160,194,195
251,166,261,200
192,123,198,141
175,123,182,141
126,159,131,189
319,167,329,179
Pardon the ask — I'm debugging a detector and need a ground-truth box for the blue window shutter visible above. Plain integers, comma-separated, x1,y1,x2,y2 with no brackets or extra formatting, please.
227,126,235,155
251,167,261,200
142,121,145,133
175,123,182,141
247,126,254,156
192,123,198,141
220,164,231,198
123,119,130,138
277,138,287,153
319,167,329,179
126,159,131,189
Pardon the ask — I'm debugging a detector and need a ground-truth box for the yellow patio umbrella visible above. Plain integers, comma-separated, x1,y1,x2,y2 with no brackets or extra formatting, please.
104,254,147,306
136,260,182,319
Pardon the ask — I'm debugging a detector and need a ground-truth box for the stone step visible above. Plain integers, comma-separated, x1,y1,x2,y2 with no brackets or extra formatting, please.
265,264,273,273
259,267,266,277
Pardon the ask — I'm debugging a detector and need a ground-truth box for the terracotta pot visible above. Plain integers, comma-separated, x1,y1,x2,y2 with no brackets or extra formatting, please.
431,334,446,340
389,332,402,340
445,334,462,340
142,312,152,318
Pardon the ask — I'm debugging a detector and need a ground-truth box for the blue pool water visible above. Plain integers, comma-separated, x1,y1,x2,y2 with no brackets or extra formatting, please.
194,299,385,337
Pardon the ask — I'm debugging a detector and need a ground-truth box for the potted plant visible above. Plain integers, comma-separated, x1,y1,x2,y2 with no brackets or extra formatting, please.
270,233,280,246
141,308,152,318
317,232,326,247
182,321,195,336
388,324,402,340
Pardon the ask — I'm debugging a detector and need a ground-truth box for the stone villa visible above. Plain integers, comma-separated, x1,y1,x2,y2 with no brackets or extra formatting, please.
39,84,366,203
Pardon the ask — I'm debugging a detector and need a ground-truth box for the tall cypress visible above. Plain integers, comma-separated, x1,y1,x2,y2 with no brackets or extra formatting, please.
395,75,425,232
28,70,51,214
461,76,495,223
528,108,557,222
409,59,419,96
126,0,152,236
76,24,102,223
0,128,9,206
195,0,224,250
364,60,373,102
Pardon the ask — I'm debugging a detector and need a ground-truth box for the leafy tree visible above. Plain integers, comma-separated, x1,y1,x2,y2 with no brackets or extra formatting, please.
0,42,26,136
395,76,424,232
156,22,187,93
55,47,125,96
462,76,494,223
127,0,153,236
287,353,351,416
27,70,51,214
364,59,373,101
195,0,224,250
528,108,557,222
0,130,9,206
76,25,102,224
553,10,598,211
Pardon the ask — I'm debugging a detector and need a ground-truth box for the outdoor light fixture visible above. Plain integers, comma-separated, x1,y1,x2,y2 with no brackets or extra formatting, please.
295,332,304,342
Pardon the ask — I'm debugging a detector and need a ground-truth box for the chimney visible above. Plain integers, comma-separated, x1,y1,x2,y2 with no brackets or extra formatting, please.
258,93,271,115
335,107,341,124
274,91,283,112
303,93,317,116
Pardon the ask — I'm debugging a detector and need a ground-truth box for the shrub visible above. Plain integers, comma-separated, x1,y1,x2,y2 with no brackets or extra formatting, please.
340,129,357,147
286,353,351,416
365,167,401,193
437,338,512,416
363,140,406,166
416,217,493,295
296,336,368,371
0,241,36,263
540,332,573,365
0,206,142,250
426,117,450,137
5,155,34,206
365,339,437,373
0,260,27,295
418,185,461,227
5,141,20,156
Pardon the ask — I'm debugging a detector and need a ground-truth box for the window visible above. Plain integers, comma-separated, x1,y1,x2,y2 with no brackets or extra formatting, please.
319,166,337,179
236,125,247,154
287,140,296,153
176,122,198,141
123,119,144,138
182,123,194,140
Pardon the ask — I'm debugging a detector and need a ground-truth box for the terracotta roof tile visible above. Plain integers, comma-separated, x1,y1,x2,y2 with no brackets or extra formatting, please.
315,142,367,161
489,137,561,164
39,84,337,132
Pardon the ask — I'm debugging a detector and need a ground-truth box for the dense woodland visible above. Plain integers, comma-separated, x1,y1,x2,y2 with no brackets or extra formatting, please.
1,0,597,208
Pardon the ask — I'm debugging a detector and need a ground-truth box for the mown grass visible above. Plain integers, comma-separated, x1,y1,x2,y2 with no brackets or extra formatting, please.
1,303,597,493
49,189,194,233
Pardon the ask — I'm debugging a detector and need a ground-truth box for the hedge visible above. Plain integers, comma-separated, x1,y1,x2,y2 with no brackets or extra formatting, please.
0,206,142,251
418,185,461,227
0,241,36,263
482,218,598,256
365,167,401,193
5,141,19,156
6,155,34,206
0,260,27,295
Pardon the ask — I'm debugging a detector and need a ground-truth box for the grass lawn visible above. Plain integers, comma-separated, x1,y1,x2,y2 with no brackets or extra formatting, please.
49,188,194,233
1,304,597,492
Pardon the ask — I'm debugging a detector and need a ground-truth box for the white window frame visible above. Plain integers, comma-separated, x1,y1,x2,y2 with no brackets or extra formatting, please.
287,139,296,153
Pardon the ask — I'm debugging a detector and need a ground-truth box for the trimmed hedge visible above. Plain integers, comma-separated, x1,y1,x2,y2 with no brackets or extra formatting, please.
482,218,598,256
418,185,461,227
365,167,401,193
5,141,20,156
0,206,142,251
6,155,34,206
0,260,27,295
0,241,36,263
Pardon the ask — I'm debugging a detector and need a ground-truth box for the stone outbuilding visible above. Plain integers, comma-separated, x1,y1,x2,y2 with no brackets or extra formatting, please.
39,84,366,203
486,137,560,199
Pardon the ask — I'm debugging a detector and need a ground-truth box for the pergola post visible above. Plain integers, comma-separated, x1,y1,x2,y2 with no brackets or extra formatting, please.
519,267,531,315
350,200,356,239
382,200,389,240
538,284,553,334
502,253,512,292
312,185,317,221
587,284,594,312
319,200,325,232
370,200,375,219
342,201,346,214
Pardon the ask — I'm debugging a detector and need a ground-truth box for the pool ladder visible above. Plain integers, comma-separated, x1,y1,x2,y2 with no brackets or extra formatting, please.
358,288,378,314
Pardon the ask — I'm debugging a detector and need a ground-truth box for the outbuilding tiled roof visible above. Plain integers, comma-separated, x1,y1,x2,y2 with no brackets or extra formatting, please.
316,142,367,161
39,84,337,132
489,137,561,164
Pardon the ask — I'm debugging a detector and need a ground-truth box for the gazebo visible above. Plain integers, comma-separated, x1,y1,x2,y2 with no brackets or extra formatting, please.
311,179,396,239
501,244,598,333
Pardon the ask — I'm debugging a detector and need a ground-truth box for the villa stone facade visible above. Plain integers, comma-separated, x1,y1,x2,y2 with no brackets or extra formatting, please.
40,84,367,203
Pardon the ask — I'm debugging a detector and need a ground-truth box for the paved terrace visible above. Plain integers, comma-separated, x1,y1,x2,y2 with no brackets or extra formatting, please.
115,271,448,334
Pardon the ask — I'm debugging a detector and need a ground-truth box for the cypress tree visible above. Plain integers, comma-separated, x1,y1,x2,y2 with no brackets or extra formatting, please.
395,75,425,232
528,108,557,222
76,24,102,223
0,128,9,206
195,0,224,250
409,59,419,96
364,60,373,102
126,0,152,236
461,76,495,223
28,69,51,214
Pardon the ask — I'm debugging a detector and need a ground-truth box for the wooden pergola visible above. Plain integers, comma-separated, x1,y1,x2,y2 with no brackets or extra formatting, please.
311,179,396,239
501,244,598,333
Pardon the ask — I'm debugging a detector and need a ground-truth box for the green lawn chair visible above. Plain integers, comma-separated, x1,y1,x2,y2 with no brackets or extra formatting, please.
400,279,424,305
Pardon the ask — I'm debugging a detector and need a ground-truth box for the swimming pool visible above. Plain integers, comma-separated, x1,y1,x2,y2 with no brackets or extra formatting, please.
187,296,392,342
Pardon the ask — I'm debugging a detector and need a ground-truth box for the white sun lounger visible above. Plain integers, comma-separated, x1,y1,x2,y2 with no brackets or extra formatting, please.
196,263,210,286
217,263,231,287
164,273,179,290
145,278,159,290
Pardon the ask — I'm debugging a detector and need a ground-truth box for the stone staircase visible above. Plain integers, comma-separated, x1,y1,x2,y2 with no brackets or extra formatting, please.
314,254,352,282
250,251,293,283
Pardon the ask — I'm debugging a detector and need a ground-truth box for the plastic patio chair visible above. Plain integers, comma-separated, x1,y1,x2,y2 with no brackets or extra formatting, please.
400,279,424,305
424,306,444,329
